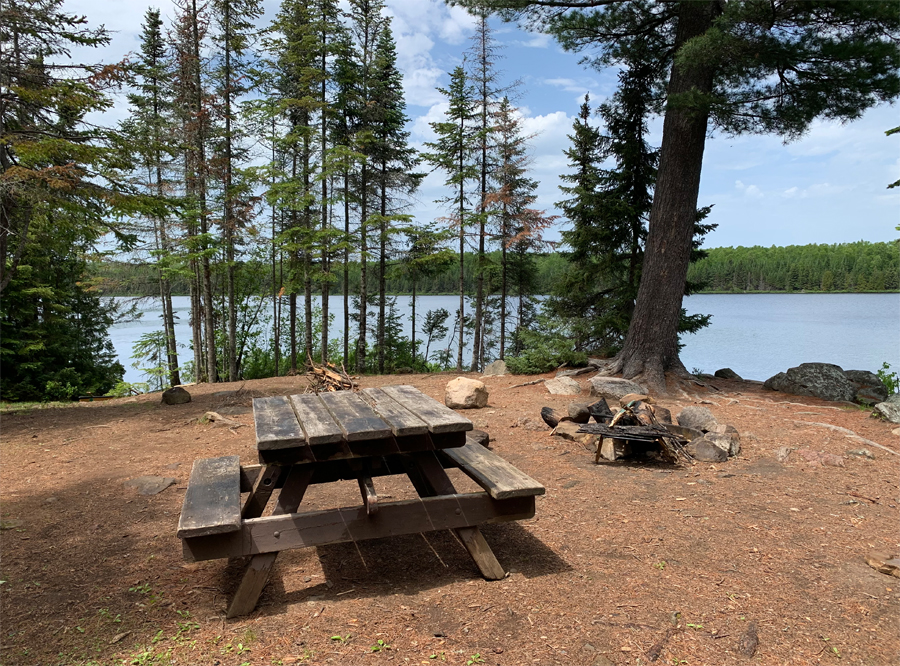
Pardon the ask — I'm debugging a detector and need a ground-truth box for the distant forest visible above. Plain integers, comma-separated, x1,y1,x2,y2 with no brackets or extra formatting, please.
93,241,898,297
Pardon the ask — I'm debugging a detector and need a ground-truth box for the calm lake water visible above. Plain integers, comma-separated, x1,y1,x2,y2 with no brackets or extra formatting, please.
108,293,899,385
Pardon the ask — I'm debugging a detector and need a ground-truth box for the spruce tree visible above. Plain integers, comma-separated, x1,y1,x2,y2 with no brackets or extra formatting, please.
422,66,480,370
122,8,182,386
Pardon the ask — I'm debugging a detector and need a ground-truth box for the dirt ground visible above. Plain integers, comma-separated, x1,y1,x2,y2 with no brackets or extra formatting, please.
1,371,898,666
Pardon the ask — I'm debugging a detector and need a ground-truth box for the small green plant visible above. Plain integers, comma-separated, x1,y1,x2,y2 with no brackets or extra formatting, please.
129,583,151,595
370,639,391,652
429,652,446,661
655,560,667,570
877,361,898,395
685,623,704,629
466,654,485,665
330,634,351,644
98,608,122,623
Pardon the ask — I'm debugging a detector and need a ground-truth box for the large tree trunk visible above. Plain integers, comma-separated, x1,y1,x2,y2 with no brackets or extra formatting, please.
611,0,718,393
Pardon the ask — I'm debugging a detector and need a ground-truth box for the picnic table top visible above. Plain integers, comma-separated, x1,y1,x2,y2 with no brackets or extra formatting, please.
252,385,473,462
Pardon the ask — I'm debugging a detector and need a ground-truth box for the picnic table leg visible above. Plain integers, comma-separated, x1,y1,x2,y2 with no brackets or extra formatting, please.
404,452,506,581
241,464,283,519
227,465,314,618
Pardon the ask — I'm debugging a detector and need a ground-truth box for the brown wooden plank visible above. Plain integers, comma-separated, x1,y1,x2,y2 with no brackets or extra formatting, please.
358,477,378,515
408,452,507,580
182,493,535,561
440,440,546,500
226,465,315,618
289,394,344,445
253,396,308,451
379,385,472,434
360,387,429,436
318,391,392,442
241,465,284,519
430,430,467,450
177,456,242,538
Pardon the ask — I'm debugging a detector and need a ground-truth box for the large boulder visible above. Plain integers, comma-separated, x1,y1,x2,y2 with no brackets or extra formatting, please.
589,376,647,402
445,377,488,409
676,406,718,432
845,370,889,405
161,386,191,405
763,363,856,402
482,360,508,377
545,377,583,395
714,368,742,380
874,394,900,424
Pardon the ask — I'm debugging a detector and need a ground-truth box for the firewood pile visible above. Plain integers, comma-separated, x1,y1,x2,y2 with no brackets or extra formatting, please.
578,395,693,464
305,356,356,392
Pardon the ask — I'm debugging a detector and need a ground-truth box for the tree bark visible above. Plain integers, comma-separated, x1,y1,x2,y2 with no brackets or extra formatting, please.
611,0,718,393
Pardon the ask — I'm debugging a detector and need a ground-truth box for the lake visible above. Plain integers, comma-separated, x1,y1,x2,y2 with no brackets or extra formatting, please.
108,293,900,385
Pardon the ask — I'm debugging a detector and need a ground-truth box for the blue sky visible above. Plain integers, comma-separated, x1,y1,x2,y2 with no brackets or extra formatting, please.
69,0,900,248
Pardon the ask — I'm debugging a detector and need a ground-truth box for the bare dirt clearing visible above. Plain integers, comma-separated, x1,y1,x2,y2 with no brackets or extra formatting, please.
1,372,898,666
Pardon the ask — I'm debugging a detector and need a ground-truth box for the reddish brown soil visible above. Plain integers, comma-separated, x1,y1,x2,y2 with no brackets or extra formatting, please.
1,372,898,666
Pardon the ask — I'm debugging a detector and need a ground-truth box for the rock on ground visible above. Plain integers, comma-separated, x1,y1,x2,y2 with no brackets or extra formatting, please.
567,403,591,423
686,437,728,462
445,377,488,409
588,377,647,402
873,393,900,424
704,426,741,457
677,406,718,432
845,369,889,405
714,368,742,380
763,362,856,402
545,377,582,395
123,476,176,496
467,430,490,447
161,386,191,405
482,360,508,376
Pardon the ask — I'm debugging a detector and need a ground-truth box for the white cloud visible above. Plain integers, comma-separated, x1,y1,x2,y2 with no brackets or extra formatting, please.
735,180,764,199
438,5,477,45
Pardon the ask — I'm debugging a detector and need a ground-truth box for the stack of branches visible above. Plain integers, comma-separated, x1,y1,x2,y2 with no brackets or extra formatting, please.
306,355,356,393
579,397,693,465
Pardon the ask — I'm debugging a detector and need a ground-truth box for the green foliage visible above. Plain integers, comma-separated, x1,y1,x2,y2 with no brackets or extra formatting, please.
505,315,588,375
877,362,898,395
687,242,900,293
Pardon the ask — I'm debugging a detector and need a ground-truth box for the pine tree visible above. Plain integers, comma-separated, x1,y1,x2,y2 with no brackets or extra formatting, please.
422,66,480,370
370,23,421,374
121,8,182,386
487,97,553,358
210,0,263,380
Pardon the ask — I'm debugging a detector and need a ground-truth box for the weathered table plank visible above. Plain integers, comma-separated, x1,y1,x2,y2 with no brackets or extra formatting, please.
360,387,430,437
182,492,535,561
318,391,392,442
289,394,344,445
379,385,472,434
253,396,307,451
440,439,546,500
177,456,242,538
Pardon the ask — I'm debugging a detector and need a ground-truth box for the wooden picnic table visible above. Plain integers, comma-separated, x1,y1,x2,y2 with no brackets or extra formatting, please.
176,385,545,617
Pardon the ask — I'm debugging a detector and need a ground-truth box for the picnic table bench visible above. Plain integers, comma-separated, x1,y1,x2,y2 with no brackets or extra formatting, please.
176,385,544,617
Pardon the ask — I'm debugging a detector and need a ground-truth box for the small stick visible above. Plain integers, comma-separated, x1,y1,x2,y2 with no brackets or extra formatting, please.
505,378,546,390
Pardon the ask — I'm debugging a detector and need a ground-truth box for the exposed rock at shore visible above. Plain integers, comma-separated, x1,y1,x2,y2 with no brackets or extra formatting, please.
763,363,856,402
589,376,647,402
873,394,900,424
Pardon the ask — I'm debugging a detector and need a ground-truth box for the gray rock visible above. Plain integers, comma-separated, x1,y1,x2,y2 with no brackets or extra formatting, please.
161,386,191,405
445,377,488,409
676,406,718,432
686,437,729,462
651,405,673,424
714,368,742,380
123,476,176,496
705,426,741,456
774,446,794,463
763,362,856,402
588,376,647,402
553,422,582,441
567,402,591,424
545,376,583,395
873,393,900,424
845,369,889,405
847,448,875,460
468,429,490,447
482,360,508,376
